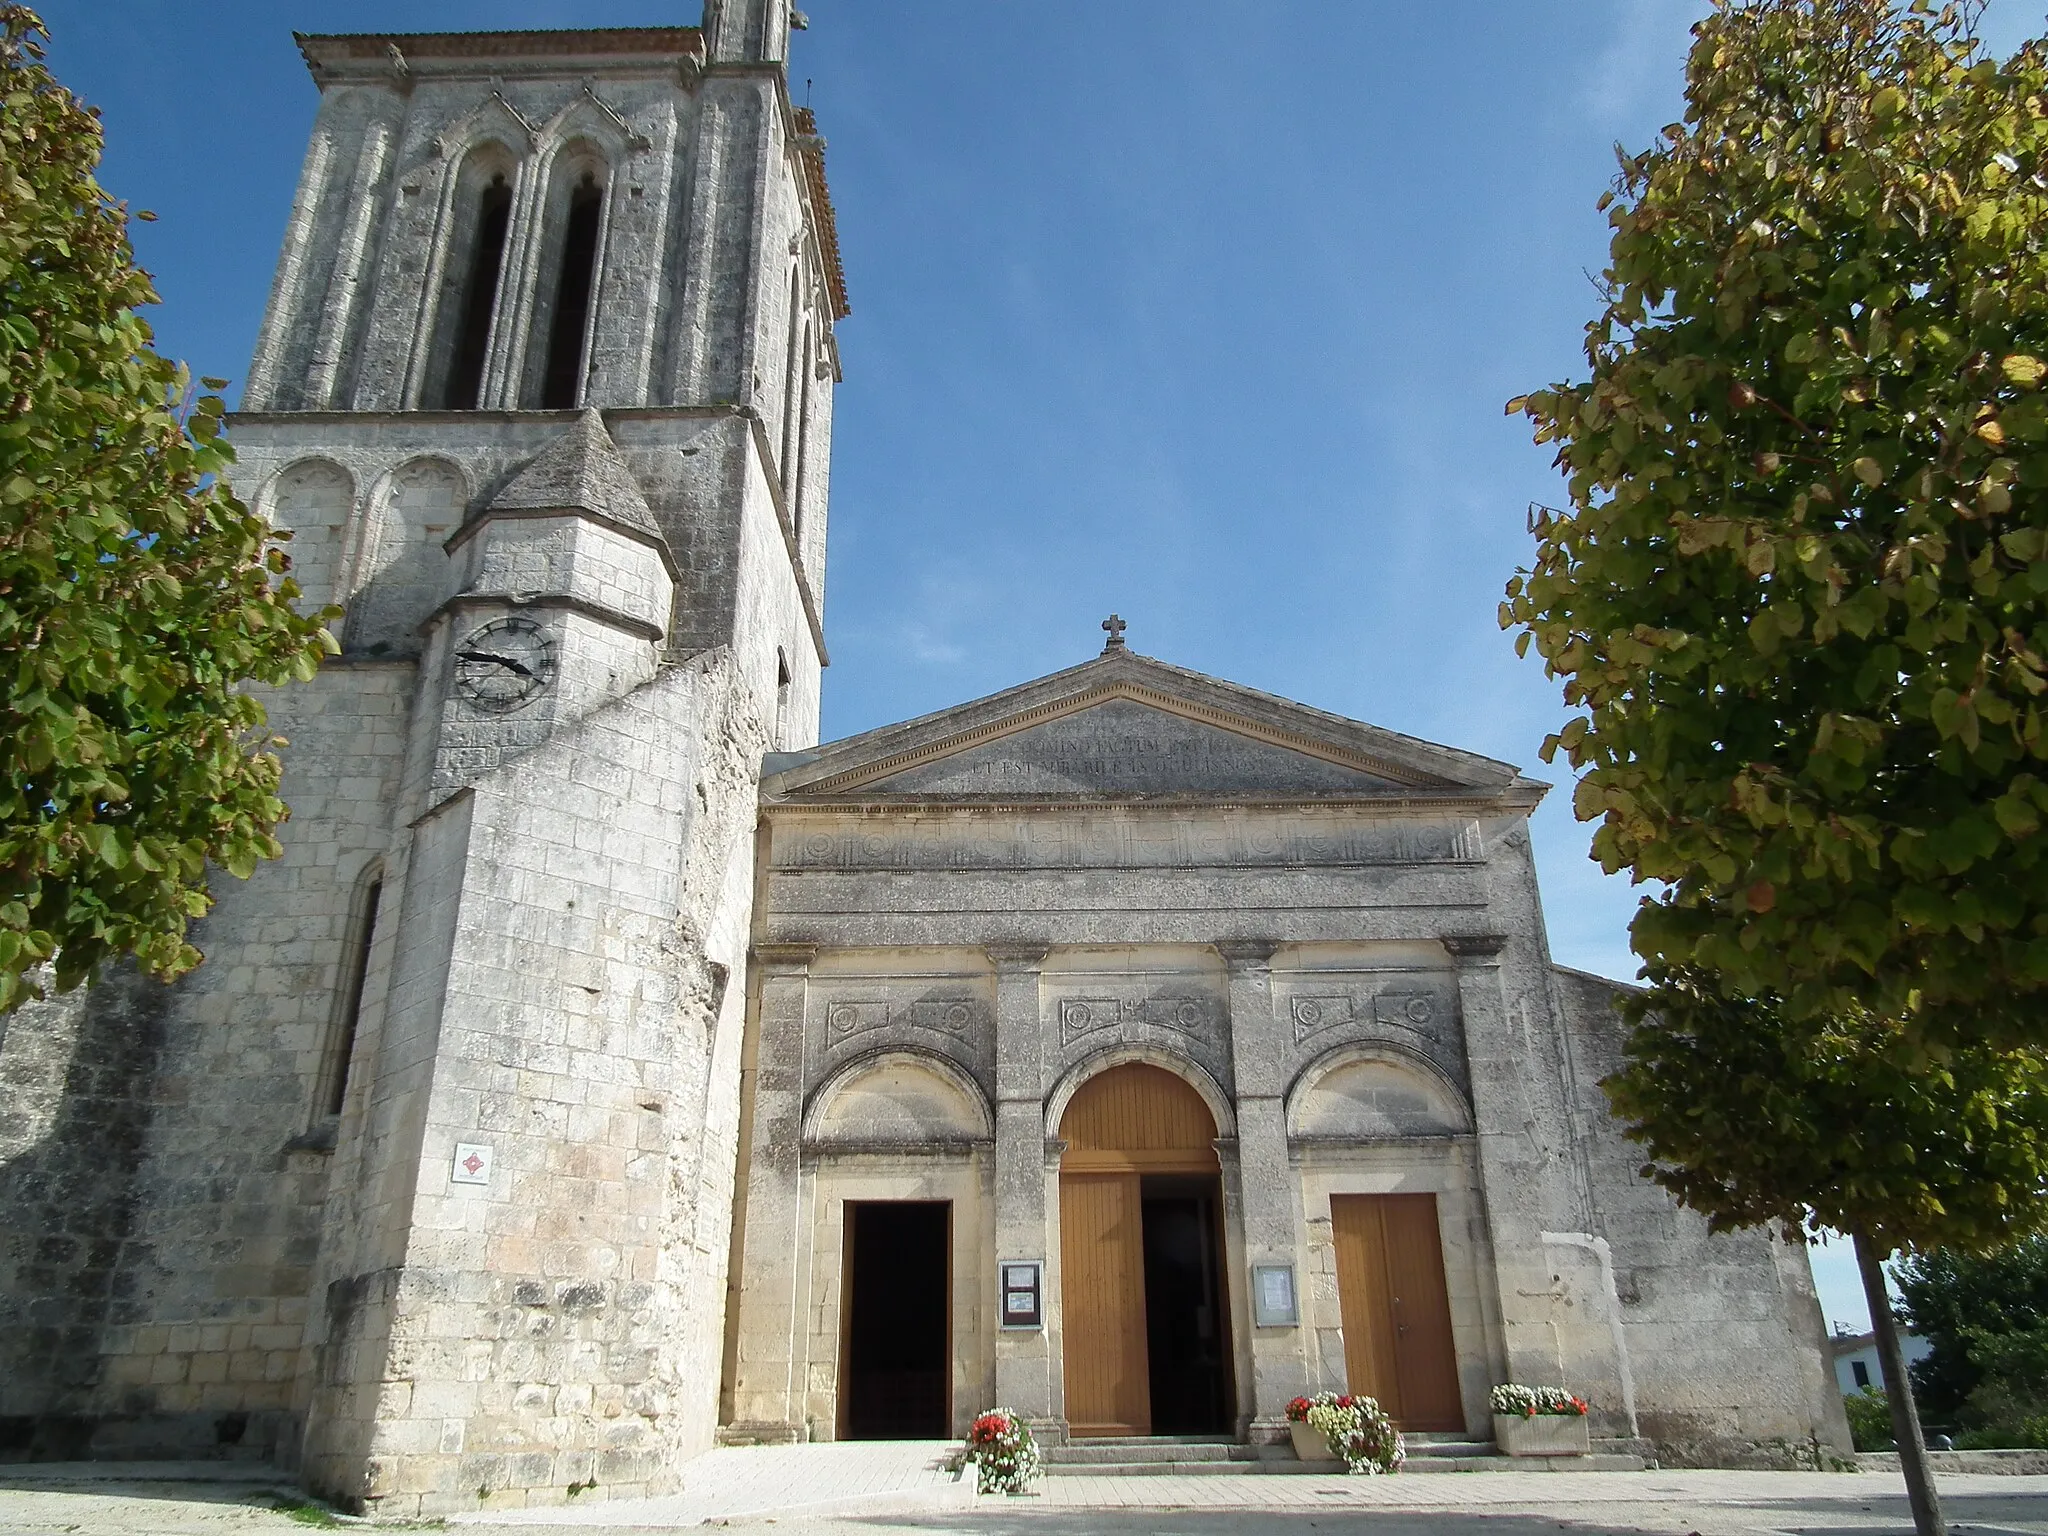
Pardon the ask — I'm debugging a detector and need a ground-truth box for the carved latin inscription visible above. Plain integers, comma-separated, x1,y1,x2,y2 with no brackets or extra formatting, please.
861,700,1399,797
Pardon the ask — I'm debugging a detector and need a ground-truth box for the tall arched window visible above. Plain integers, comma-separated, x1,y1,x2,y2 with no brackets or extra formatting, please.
443,173,512,409
540,171,604,408
426,152,517,412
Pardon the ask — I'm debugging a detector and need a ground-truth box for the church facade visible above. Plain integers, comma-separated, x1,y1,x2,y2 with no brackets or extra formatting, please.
0,1,1848,1516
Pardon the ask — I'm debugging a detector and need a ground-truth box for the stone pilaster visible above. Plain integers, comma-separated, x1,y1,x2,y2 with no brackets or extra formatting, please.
1218,939,1303,1440
986,944,1054,1429
1447,933,1569,1391
724,943,815,1441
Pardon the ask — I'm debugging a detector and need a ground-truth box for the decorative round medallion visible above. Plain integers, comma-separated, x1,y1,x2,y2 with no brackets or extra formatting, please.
454,617,557,713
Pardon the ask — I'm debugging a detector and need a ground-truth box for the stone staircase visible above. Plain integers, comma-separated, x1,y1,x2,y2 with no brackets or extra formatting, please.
1040,1433,1647,1477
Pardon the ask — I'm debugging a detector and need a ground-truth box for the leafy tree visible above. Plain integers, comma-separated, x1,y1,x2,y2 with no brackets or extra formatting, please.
1843,1385,1895,1451
1604,975,2048,1254
1602,966,2048,1533
1896,1236,2048,1422
1505,4,2048,1529
0,6,334,1012
1502,0,2048,1050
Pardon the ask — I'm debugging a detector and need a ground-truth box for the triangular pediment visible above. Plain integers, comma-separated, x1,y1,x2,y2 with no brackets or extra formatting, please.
851,695,1403,797
766,652,1542,806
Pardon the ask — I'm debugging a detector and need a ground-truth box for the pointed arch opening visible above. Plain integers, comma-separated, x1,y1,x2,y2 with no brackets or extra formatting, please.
540,170,605,407
429,149,518,410
520,143,611,410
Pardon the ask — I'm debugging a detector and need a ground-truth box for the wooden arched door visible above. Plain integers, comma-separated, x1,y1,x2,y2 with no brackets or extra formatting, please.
1057,1063,1232,1437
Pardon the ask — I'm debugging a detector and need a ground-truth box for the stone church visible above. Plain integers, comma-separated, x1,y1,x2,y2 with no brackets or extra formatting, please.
0,0,1850,1515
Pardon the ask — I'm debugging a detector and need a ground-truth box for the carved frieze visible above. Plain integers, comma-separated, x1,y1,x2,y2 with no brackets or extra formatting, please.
1289,991,1437,1046
1056,994,1219,1047
777,814,1482,873
823,996,983,1041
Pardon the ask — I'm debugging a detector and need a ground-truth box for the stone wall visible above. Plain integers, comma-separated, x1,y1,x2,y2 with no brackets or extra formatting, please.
0,968,167,1460
294,648,769,1517
1549,964,1853,1465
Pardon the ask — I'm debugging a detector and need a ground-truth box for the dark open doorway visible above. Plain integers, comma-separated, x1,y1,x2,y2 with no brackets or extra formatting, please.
841,1201,950,1439
1140,1176,1234,1434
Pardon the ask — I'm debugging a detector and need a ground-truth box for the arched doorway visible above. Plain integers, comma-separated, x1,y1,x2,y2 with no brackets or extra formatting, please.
1057,1062,1234,1437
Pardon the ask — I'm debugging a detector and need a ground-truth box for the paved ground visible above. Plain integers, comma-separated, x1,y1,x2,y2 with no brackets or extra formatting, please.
0,1453,2044,1536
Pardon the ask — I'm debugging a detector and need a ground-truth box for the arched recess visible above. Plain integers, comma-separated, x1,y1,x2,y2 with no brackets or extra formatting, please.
345,458,466,658
1044,1047,1237,1147
1285,1042,1473,1141
517,136,613,409
263,458,355,618
421,139,523,410
802,1050,992,1150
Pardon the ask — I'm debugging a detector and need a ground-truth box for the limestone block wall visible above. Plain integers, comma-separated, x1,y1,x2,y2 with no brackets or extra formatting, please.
731,763,1849,1463
0,968,168,1459
1548,965,1853,1464
236,410,823,742
0,664,413,1463
299,648,769,1517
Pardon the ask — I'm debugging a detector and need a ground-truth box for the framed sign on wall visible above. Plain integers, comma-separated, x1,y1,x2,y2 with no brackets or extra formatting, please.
998,1259,1043,1330
1251,1263,1299,1327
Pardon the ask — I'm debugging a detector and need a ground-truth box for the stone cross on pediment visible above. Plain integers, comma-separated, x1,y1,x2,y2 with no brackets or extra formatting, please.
1101,613,1127,652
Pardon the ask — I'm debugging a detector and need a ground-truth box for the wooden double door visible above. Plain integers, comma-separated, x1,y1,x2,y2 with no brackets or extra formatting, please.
1331,1193,1463,1431
1057,1064,1234,1438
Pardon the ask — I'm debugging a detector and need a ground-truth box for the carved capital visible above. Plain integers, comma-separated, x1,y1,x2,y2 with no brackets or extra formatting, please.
1215,939,1280,971
1442,934,1508,961
987,943,1051,971
752,943,817,974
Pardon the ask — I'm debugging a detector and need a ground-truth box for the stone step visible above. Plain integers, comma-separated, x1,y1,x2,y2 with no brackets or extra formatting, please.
1043,1450,1650,1478
1403,1439,1497,1457
1044,1442,1264,1465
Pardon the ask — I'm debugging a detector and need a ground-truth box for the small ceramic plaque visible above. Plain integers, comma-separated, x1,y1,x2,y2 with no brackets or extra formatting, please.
451,1142,494,1186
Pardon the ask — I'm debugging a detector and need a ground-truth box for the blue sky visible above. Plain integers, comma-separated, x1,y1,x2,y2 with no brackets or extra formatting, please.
38,0,2045,1334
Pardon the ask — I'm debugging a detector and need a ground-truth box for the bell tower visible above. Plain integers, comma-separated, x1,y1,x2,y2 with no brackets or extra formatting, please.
19,0,849,1514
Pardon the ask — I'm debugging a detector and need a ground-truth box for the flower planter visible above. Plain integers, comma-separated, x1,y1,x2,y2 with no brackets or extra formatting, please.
1494,1412,1591,1457
1290,1420,1337,1462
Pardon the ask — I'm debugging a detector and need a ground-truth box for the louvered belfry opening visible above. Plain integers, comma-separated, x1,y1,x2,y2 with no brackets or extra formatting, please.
442,173,513,410
1058,1063,1235,1437
539,172,604,409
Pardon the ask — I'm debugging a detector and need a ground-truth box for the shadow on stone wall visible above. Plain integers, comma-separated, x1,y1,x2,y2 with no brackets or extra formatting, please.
0,965,168,1461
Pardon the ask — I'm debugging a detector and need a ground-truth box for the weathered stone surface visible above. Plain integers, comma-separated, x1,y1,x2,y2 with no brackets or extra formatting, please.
0,0,834,1516
484,409,661,537
861,698,1404,798
0,0,1852,1512
725,651,1852,1466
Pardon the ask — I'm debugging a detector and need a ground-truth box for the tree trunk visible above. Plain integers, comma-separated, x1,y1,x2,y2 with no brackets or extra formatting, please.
1855,1229,1944,1536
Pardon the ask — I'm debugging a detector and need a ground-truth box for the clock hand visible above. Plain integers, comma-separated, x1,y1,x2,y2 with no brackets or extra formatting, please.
456,649,537,680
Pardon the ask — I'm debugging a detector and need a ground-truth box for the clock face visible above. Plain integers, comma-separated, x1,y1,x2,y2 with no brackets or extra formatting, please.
453,617,557,712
